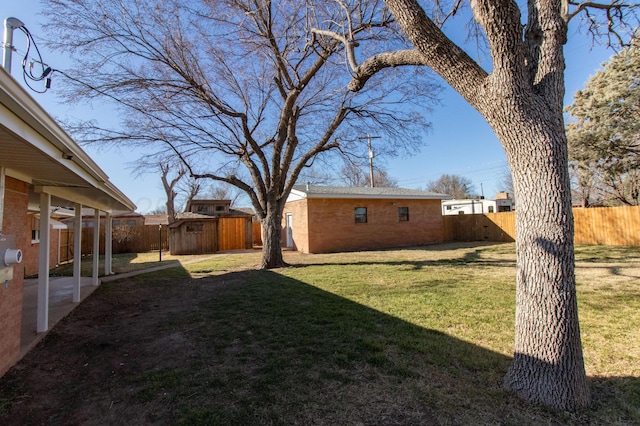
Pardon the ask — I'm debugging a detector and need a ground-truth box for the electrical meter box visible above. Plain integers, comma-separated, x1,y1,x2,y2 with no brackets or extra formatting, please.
0,234,23,282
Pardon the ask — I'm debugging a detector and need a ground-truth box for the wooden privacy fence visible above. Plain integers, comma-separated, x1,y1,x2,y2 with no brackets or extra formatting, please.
573,206,640,246
169,217,253,255
444,205,640,246
58,225,170,259
59,229,73,263
443,212,516,243
252,221,262,246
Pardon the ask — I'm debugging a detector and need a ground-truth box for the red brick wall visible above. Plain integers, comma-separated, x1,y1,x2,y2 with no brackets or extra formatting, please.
0,177,29,376
21,215,61,277
22,214,39,277
290,197,445,254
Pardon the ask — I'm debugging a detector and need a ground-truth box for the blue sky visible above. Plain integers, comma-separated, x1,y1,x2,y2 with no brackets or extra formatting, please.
3,1,615,212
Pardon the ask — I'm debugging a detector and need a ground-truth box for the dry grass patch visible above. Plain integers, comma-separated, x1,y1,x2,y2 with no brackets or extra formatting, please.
575,255,640,378
1,242,638,425
49,250,262,277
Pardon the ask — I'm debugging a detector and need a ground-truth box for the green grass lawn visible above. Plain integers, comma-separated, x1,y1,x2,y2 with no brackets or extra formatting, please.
2,242,638,424
184,243,640,424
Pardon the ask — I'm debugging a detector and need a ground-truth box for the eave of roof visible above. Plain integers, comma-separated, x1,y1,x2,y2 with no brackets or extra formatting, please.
290,185,451,200
144,214,170,226
0,68,135,212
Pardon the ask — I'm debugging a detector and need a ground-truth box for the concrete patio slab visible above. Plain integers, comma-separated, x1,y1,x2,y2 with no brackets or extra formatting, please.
20,276,100,359
18,252,249,363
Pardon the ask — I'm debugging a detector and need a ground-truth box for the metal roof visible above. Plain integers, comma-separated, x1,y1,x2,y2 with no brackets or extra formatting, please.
290,185,451,200
0,67,135,212
144,214,170,226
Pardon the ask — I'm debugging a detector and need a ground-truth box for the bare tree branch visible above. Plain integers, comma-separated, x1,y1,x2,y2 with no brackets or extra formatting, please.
348,49,429,91
44,0,436,268
565,0,639,46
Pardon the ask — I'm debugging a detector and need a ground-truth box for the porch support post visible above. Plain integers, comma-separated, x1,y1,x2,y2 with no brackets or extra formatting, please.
56,228,61,266
37,191,51,333
104,212,112,275
0,167,5,233
72,203,82,303
92,208,100,286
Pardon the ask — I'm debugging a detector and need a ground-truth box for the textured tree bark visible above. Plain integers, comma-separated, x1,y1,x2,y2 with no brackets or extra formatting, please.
377,0,591,410
160,164,185,225
487,99,590,410
260,203,287,269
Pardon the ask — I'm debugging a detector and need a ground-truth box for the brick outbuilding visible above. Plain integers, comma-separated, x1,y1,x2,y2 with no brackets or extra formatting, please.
282,186,450,253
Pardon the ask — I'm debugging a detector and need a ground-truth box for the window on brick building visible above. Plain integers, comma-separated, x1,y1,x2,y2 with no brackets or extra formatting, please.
398,207,409,221
355,207,367,223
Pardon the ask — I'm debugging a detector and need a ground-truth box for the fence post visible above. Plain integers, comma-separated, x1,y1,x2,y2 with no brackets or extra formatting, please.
158,225,162,262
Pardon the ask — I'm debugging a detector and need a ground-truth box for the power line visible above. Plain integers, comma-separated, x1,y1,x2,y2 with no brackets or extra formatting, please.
394,159,509,187
2,18,54,93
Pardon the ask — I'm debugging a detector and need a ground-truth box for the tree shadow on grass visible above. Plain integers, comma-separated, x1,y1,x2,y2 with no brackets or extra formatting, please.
576,263,640,280
0,268,637,425
301,247,517,270
396,241,511,251
49,253,182,278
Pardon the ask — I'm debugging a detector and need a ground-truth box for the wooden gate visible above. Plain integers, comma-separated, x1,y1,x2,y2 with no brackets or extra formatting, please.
218,217,251,251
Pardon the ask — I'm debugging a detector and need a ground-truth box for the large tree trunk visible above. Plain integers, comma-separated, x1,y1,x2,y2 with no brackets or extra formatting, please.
260,202,287,269
376,0,590,410
492,102,590,410
166,194,177,225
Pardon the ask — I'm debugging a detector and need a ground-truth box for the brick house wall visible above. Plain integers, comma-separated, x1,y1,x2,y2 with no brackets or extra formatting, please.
0,177,29,376
21,214,61,277
283,197,445,254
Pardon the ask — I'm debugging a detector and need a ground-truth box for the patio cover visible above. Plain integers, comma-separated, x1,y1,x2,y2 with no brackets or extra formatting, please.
0,67,135,212
0,66,136,333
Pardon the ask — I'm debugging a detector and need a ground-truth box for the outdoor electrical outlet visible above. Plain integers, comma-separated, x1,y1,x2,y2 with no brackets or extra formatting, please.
0,268,11,283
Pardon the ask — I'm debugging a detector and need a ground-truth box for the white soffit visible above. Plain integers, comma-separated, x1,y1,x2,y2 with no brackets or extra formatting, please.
0,68,135,212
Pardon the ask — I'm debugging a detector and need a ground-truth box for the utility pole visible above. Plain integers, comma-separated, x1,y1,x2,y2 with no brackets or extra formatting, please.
358,134,381,187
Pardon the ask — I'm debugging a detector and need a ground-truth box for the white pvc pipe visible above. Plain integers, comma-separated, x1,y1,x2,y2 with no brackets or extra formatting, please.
2,17,25,73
